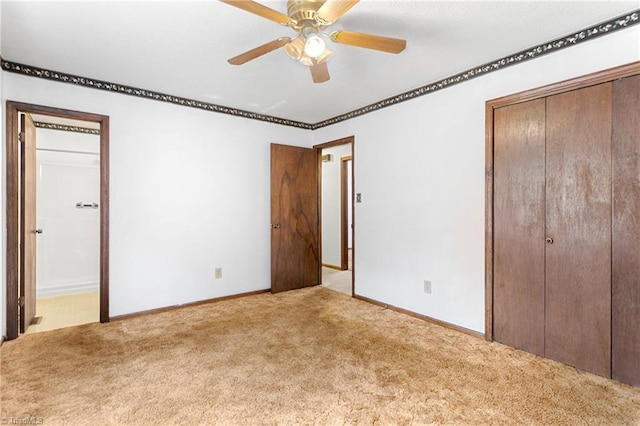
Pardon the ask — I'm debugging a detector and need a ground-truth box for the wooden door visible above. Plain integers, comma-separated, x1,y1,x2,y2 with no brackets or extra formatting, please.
270,143,320,293
545,84,612,377
340,156,352,271
612,74,640,386
20,113,38,333
493,99,546,356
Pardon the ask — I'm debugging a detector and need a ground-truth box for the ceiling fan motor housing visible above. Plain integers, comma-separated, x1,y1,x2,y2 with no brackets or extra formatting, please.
287,0,325,26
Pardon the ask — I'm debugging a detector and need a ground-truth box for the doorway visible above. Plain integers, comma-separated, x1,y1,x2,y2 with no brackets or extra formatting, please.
316,137,354,296
5,101,110,341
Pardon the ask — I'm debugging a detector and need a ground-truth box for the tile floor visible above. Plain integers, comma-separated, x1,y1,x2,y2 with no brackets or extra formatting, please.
321,267,352,295
25,291,99,334
321,249,353,296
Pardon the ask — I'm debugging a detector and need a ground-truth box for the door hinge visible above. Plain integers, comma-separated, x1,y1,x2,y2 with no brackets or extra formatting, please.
18,132,25,143
18,296,25,307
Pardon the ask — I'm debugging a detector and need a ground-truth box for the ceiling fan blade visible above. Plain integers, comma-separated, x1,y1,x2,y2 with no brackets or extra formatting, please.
330,30,406,54
219,1,295,26
228,37,292,65
310,61,330,84
316,0,360,24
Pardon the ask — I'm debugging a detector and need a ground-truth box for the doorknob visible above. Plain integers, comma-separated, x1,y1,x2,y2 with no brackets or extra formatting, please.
546,237,554,244
272,224,280,229
34,229,43,234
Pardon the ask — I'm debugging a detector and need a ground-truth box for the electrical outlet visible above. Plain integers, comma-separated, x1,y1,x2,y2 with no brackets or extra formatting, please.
215,268,222,279
424,280,432,294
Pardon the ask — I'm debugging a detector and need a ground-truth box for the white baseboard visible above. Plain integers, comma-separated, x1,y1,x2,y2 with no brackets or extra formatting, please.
37,281,99,298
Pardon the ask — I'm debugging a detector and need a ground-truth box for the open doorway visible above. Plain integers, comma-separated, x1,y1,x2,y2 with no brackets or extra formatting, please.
316,137,354,296
5,101,110,341
27,114,101,333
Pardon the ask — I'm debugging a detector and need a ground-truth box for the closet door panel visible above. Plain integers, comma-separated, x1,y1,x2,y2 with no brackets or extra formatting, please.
612,74,640,386
493,100,546,356
545,84,612,377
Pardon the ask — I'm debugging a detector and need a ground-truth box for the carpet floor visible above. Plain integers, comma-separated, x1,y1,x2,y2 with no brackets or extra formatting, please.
1,286,639,425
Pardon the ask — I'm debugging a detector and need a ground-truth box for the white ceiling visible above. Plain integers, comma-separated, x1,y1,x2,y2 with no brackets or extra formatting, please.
2,1,639,124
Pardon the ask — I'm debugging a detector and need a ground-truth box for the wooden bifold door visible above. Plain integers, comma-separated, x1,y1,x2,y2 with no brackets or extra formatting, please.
490,66,640,387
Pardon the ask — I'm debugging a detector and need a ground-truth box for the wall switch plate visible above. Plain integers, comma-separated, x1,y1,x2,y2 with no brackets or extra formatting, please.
356,193,362,203
215,268,222,279
424,280,432,294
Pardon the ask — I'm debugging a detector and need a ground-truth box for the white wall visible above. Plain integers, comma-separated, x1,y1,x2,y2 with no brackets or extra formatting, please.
37,127,100,154
321,144,352,268
312,25,640,333
36,129,101,297
1,73,311,336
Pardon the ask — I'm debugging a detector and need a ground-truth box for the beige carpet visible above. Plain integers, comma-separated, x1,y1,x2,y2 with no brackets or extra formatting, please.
1,286,639,425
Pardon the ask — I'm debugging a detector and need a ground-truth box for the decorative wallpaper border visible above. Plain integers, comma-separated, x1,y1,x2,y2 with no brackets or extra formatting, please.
0,58,312,130
1,9,638,130
312,9,640,129
33,121,100,135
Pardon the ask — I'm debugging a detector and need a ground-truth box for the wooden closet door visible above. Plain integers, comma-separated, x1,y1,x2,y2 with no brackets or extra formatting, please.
612,74,640,387
545,83,612,377
493,99,546,356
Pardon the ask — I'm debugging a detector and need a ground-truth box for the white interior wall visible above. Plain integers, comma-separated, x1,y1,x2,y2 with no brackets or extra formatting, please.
321,144,352,268
1,74,312,336
312,25,640,333
37,128,100,153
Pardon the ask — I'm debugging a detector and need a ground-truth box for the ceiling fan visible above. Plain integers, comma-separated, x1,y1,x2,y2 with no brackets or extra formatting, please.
220,0,407,83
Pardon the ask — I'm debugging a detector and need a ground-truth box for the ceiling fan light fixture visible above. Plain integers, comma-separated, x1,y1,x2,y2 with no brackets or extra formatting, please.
299,53,314,67
304,33,325,58
316,48,333,65
285,36,305,60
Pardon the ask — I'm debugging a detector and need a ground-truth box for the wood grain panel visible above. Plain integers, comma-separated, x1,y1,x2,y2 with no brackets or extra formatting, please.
5,103,20,340
20,113,38,333
99,117,110,323
493,99,546,356
545,84,612,377
340,156,352,271
612,74,640,387
271,143,320,293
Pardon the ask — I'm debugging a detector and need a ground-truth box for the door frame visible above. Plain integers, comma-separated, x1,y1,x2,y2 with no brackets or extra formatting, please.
340,155,352,271
484,61,640,341
5,101,110,340
314,136,355,296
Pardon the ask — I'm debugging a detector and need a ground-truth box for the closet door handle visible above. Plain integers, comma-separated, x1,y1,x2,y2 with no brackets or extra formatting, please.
546,237,554,244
